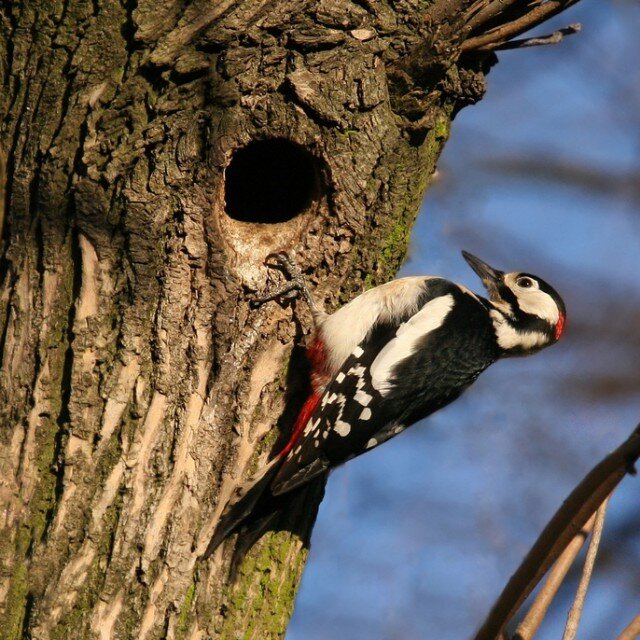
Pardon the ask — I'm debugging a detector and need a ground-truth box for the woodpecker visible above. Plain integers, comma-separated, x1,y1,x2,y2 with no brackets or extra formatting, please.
204,251,565,558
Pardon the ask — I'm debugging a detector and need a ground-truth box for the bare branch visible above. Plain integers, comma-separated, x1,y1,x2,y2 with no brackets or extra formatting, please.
465,0,535,33
514,514,596,640
462,0,581,52
617,614,640,640
474,424,640,640
477,156,640,201
493,24,581,51
562,498,609,640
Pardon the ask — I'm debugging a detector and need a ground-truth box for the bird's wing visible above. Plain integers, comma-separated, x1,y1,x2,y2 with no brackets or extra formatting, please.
271,343,391,496
270,286,459,496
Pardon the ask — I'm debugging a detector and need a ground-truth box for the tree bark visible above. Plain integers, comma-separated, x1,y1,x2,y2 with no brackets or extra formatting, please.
0,1,579,639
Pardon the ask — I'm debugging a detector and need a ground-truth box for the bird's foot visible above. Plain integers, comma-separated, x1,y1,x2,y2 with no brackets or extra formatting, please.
252,252,316,309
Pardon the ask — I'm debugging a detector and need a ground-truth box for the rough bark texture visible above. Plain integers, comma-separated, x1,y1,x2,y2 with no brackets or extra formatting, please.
0,1,551,639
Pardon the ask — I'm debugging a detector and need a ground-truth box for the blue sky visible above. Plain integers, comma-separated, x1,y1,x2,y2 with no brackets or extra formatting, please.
288,2,640,638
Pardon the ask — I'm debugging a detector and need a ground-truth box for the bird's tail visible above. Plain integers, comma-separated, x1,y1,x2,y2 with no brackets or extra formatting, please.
202,458,281,560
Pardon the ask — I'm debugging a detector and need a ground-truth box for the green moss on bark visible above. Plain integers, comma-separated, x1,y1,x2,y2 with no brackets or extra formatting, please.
175,578,197,640
0,255,75,640
50,490,124,640
2,561,29,640
217,531,308,640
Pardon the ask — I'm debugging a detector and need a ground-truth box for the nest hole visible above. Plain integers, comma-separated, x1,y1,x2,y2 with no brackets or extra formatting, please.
224,139,320,224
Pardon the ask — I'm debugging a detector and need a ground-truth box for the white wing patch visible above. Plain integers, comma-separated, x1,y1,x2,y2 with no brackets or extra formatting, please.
318,276,435,375
370,294,455,394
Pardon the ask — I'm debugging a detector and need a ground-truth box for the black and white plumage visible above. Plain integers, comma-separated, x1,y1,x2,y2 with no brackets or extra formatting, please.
204,251,566,559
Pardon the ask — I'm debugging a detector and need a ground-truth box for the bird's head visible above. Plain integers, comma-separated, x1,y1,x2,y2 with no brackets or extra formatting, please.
462,250,566,356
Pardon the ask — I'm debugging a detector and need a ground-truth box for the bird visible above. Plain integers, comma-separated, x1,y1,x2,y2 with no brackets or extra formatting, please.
203,250,566,560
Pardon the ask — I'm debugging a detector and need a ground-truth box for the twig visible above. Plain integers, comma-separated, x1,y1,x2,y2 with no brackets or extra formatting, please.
562,497,609,640
461,0,581,51
617,613,640,640
493,23,581,50
473,424,640,640
465,0,528,32
513,514,596,640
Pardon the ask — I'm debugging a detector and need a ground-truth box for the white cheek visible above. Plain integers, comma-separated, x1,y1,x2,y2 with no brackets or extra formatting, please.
516,290,560,324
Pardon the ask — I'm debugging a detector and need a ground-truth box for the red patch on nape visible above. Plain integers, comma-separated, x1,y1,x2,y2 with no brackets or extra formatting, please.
555,313,566,340
278,392,321,459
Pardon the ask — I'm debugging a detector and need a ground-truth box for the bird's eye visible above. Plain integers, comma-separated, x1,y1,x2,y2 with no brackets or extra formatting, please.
517,277,534,288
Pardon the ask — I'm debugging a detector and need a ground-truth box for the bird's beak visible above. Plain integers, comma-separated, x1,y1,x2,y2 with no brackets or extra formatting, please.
461,251,503,299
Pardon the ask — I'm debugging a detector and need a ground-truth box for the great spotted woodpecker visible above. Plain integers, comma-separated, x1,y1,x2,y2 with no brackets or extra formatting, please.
204,251,565,558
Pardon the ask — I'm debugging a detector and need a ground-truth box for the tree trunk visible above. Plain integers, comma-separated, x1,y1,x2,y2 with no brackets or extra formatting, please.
0,1,578,638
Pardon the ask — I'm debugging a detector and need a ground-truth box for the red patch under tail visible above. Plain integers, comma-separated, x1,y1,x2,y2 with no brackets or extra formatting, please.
278,337,328,459
278,392,321,458
555,313,566,340
306,337,330,390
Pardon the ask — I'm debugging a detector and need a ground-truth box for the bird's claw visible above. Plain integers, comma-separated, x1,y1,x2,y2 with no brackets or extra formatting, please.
264,252,303,279
251,252,314,308
251,282,300,306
